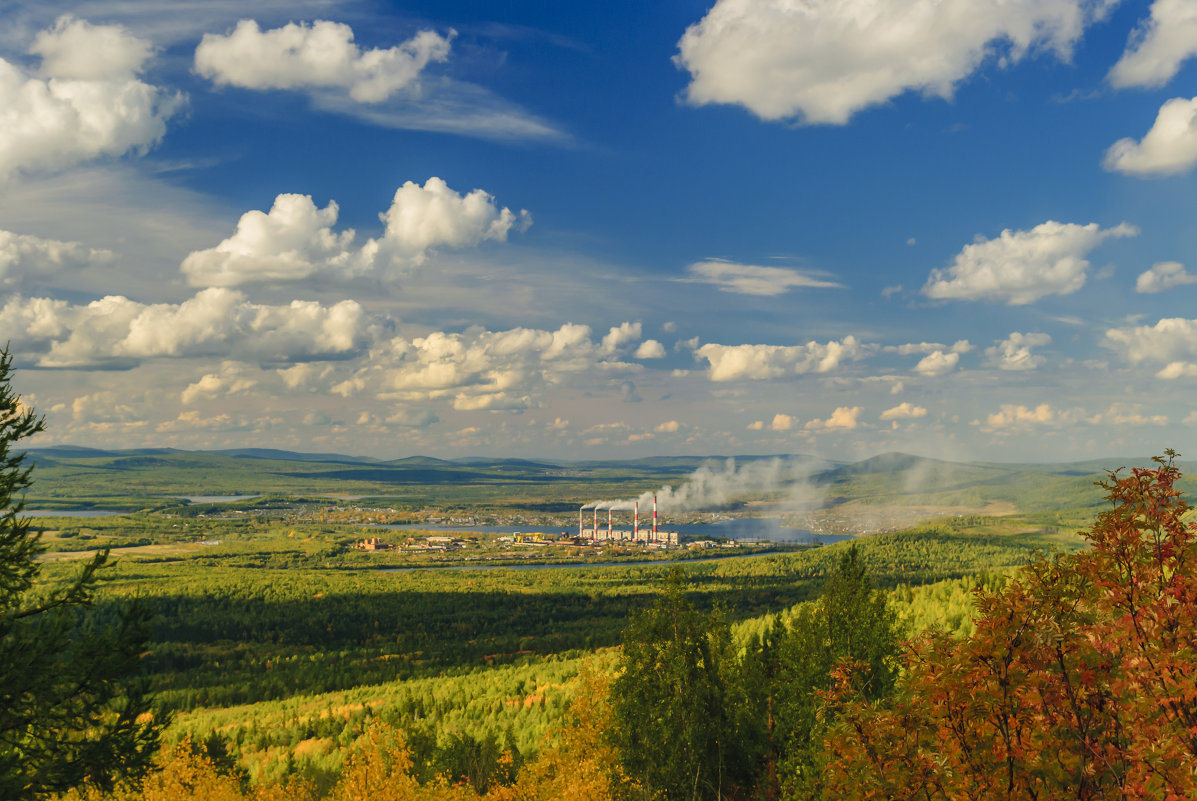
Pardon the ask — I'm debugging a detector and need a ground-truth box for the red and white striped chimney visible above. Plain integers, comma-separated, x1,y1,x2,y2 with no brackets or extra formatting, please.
607,507,612,538
653,494,658,540
634,501,639,540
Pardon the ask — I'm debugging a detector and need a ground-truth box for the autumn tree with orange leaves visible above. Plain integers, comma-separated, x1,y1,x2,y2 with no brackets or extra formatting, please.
822,451,1197,800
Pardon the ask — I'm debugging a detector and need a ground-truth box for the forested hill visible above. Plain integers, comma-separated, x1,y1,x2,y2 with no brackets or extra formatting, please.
19,445,1190,516
809,451,1185,514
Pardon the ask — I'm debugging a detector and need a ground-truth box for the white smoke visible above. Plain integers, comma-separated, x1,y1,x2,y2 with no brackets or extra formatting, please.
581,457,825,514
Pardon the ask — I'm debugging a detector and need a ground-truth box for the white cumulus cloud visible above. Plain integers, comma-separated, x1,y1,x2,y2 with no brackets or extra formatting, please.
155,410,271,434
879,402,928,420
278,363,334,392
923,221,1138,304
602,322,643,355
1104,317,1197,378
1088,402,1168,426
194,19,452,103
0,229,115,285
0,289,370,368
181,178,530,286
1108,0,1197,89
1136,261,1197,292
887,340,972,356
675,0,1109,125
181,194,359,286
0,16,182,181
367,177,531,269
770,413,795,431
634,340,667,359
1103,97,1197,176
684,259,843,295
984,402,1056,429
181,362,259,404
914,351,960,376
985,332,1051,370
1157,361,1197,378
695,336,866,381
72,391,144,424
31,14,154,80
805,405,861,430
329,322,642,413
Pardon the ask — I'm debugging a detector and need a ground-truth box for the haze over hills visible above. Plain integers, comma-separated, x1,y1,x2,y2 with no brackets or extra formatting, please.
20,445,1187,520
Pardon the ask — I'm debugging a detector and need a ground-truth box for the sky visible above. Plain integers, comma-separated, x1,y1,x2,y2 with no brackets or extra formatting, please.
2,0,1197,462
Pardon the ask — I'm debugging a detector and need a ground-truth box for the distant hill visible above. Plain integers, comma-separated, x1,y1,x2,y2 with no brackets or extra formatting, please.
18,444,1195,517
804,452,1155,514
1005,457,1174,475
576,453,832,473
390,455,468,468
209,448,380,465
449,457,569,471
815,452,953,480
26,446,182,459
19,446,701,501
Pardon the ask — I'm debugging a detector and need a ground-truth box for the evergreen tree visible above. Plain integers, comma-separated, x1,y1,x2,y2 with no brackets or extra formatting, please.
0,348,162,798
610,571,756,800
770,544,901,799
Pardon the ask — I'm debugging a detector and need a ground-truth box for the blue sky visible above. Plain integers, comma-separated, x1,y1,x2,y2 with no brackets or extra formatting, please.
3,0,1197,461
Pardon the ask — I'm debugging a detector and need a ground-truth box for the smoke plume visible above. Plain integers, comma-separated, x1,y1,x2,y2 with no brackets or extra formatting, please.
581,457,825,514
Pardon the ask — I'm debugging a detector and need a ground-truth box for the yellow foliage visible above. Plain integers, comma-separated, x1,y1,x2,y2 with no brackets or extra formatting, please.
328,725,437,801
56,672,633,801
292,738,332,760
56,743,318,801
495,667,636,801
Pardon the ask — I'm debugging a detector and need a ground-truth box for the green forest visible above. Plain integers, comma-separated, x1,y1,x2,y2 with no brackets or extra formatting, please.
23,514,1076,798
6,357,1195,798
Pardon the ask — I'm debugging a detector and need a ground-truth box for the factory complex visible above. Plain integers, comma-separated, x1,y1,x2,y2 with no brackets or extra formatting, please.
578,495,680,546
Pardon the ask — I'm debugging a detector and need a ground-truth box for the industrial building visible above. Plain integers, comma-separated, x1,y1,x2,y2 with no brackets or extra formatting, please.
578,495,680,546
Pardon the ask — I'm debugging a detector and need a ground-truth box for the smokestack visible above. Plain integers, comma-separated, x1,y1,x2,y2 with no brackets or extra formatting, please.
593,508,598,541
608,507,612,538
634,501,639,540
653,494,658,541
578,507,583,539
